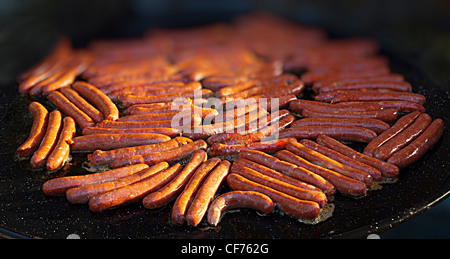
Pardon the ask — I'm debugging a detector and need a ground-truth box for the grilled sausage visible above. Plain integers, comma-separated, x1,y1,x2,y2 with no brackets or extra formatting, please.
331,91,426,105
301,108,398,123
17,102,49,157
60,87,104,123
291,117,389,134
81,127,180,137
46,116,76,171
318,81,412,93
48,91,95,129
279,125,377,143
208,138,295,157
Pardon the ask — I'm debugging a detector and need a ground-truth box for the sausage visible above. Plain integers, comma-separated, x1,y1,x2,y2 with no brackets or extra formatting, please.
299,139,382,181
259,80,305,98
301,67,390,85
96,120,175,129
208,138,295,157
66,162,169,204
69,133,171,152
230,162,327,207
291,117,389,134
318,81,412,93
81,127,180,138
46,116,76,171
121,89,214,107
387,119,444,168
226,173,321,220
17,102,49,157
185,160,231,226
125,104,193,115
335,101,425,113
214,102,259,123
286,139,373,186
315,89,395,103
279,126,377,143
142,150,207,209
48,91,95,129
331,91,426,105
110,81,201,101
171,158,221,225
71,81,119,121
289,99,385,113
111,139,208,168
30,110,62,169
363,111,422,156
301,108,398,123
128,106,219,120
237,150,335,195
42,163,150,195
275,150,367,196
101,81,186,95
207,191,275,226
316,134,399,178
88,163,183,212
215,80,259,97
117,111,202,123
312,74,405,91
87,137,191,166
373,113,432,161
60,87,104,123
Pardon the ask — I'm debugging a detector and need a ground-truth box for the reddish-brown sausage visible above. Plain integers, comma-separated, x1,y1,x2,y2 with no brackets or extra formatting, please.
171,158,221,225
373,113,432,161
363,111,422,156
88,163,183,212
142,150,208,209
46,116,76,171
208,138,295,157
30,110,62,169
227,173,321,220
387,119,444,168
289,99,385,113
291,117,389,134
60,87,104,123
82,127,180,138
279,126,377,143
301,108,398,123
48,91,95,129
207,191,275,226
331,91,426,105
42,163,150,195
318,81,412,93
17,102,49,157
334,101,426,113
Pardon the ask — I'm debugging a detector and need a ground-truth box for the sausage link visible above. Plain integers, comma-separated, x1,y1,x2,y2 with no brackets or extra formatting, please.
231,162,327,207
208,138,295,157
70,133,171,152
111,139,207,168
301,108,398,123
87,137,191,166
121,89,213,107
48,91,95,129
82,127,180,137
316,135,399,178
142,150,207,209
291,117,389,134
300,139,382,181
331,91,426,105
279,125,377,143
289,99,384,113
88,163,183,212
226,173,321,220
46,116,76,171
215,80,259,98
363,111,422,156
171,158,221,225
111,81,201,101
207,191,275,226
387,119,444,168
17,102,49,157
60,87,104,123
185,160,231,226
334,101,425,113
237,150,335,195
72,81,119,121
66,162,169,204
275,150,367,196
315,89,394,103
30,110,62,169
312,74,405,91
287,139,373,186
373,113,432,161
318,81,412,93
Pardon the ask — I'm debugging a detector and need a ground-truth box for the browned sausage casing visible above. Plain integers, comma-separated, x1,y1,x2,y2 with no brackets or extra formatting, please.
17,102,49,157
46,116,76,171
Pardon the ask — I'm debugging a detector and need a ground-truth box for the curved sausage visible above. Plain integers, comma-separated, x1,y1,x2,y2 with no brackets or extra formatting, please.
30,110,62,169
185,160,231,226
301,108,398,123
171,158,221,225
72,81,119,121
279,126,377,143
363,111,421,156
142,150,207,209
275,150,367,196
111,139,207,168
69,133,171,152
286,139,373,186
207,191,275,226
87,137,191,166
227,173,321,220
373,113,432,161
60,87,104,123
291,117,389,134
17,102,49,157
46,116,76,171
208,138,295,157
387,119,444,168
42,163,149,195
88,163,183,212
316,134,399,178
66,162,169,204
48,91,95,129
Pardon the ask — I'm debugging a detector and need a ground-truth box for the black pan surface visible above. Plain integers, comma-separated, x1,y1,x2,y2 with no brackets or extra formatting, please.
0,43,448,239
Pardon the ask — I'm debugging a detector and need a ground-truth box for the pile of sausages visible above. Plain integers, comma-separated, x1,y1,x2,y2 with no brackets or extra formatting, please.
15,13,445,227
